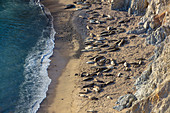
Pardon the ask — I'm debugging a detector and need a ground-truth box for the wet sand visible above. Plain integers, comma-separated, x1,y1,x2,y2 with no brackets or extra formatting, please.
37,0,83,112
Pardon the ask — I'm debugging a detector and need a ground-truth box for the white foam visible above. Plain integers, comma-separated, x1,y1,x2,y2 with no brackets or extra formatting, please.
15,1,56,113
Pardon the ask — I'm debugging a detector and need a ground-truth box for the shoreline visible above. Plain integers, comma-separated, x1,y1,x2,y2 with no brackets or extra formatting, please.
37,0,84,112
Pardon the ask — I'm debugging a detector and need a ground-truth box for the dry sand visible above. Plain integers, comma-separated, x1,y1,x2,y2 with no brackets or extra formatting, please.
38,0,155,113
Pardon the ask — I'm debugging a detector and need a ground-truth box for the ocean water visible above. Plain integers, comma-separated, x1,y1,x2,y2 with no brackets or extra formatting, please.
0,0,55,113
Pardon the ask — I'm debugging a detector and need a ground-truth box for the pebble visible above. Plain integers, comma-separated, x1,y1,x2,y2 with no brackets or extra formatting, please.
78,15,84,18
107,26,113,31
117,73,122,77
107,96,112,99
93,86,100,92
111,59,116,66
124,62,128,67
107,15,114,20
89,19,96,24
138,60,142,65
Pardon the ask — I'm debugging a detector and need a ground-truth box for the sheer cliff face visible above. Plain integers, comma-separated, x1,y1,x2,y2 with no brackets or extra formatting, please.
143,0,170,28
128,0,170,112
127,36,170,113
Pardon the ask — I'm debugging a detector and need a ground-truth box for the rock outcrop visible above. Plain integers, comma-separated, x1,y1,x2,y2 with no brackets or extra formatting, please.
127,36,170,113
108,0,148,15
146,25,170,45
113,94,137,111
108,0,170,16
109,0,170,112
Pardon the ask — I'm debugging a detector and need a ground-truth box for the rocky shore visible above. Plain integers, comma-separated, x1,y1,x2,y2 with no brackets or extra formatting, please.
39,0,169,113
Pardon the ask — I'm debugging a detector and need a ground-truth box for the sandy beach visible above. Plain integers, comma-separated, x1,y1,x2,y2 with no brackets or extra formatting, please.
37,0,84,113
37,0,158,113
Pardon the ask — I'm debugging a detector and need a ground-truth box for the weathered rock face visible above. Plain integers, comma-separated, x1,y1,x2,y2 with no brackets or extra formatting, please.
129,0,148,15
108,0,148,14
127,0,170,112
109,0,131,11
146,25,170,45
139,0,170,29
145,0,170,18
127,36,170,113
113,94,137,111
106,0,170,112
108,0,170,16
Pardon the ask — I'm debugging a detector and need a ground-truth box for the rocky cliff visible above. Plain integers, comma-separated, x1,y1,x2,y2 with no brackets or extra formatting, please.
128,1,170,112
108,0,170,112
128,36,169,113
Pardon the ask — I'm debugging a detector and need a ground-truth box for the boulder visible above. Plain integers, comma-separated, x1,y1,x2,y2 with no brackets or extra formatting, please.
113,94,137,111
146,26,170,45
127,36,170,113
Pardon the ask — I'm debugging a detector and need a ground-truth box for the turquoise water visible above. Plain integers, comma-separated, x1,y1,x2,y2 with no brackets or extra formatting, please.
0,0,55,112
